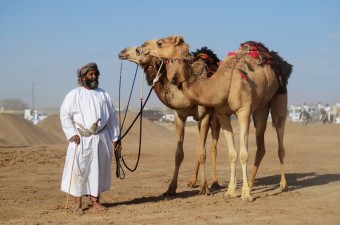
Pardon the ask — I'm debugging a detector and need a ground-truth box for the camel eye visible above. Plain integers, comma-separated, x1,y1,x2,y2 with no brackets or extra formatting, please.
156,40,163,47
136,47,141,55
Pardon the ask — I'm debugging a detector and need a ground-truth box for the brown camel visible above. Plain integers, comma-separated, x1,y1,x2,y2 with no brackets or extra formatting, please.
120,44,291,197
118,46,221,195
140,35,292,201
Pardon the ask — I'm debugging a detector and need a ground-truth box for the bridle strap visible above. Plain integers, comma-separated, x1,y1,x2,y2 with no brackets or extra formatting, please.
152,60,164,87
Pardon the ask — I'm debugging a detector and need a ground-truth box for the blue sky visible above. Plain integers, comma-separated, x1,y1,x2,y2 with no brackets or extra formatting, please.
1,0,339,110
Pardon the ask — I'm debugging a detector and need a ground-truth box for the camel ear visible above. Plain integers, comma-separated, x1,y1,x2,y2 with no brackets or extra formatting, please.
171,35,184,45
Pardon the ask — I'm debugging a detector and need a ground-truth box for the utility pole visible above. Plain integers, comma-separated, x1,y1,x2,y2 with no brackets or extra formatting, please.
32,82,35,110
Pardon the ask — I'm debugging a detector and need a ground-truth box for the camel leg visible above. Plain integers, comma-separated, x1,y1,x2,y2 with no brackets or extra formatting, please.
187,158,199,188
210,113,221,189
188,110,220,190
249,105,270,191
270,93,288,191
197,112,211,195
187,121,201,188
164,110,185,196
237,111,253,202
217,114,238,198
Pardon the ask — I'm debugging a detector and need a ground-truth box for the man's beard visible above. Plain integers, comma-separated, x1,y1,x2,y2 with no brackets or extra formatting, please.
85,79,99,89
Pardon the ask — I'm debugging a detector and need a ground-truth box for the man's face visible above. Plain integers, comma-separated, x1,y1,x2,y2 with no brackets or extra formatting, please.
82,69,99,89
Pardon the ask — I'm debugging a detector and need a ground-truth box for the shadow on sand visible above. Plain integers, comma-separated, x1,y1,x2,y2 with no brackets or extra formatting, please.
104,189,200,208
252,172,340,194
104,172,340,207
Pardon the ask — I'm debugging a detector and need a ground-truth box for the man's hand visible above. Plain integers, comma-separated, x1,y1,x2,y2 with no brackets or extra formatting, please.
113,141,122,158
71,135,80,145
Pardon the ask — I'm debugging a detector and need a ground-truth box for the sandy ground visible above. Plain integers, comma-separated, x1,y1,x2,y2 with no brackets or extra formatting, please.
0,114,340,225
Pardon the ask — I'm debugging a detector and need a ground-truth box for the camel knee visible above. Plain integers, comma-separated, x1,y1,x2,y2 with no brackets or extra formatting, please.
272,116,286,128
240,151,248,164
229,152,237,163
199,154,206,164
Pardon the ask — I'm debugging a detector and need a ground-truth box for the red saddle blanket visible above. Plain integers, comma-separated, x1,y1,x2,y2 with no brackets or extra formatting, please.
227,41,281,81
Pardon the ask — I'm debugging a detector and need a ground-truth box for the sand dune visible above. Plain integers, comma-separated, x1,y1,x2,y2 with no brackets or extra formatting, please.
0,112,173,146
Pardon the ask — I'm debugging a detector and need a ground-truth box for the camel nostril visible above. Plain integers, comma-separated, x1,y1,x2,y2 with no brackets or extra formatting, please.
171,76,179,85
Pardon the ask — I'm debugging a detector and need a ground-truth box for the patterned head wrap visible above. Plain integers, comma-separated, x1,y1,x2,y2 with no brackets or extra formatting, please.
76,62,100,86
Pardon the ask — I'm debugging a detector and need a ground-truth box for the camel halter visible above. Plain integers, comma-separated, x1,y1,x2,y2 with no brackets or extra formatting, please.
151,61,164,86
150,41,193,89
138,46,165,87
115,60,157,179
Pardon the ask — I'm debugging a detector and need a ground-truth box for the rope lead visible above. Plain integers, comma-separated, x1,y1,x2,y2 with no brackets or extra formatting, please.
115,61,154,179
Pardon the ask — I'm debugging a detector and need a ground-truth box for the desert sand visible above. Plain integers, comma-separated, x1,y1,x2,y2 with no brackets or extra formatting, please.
0,112,339,225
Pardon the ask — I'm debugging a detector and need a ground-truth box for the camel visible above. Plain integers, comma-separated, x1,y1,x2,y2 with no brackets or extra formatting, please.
139,35,292,201
120,44,291,197
118,46,221,195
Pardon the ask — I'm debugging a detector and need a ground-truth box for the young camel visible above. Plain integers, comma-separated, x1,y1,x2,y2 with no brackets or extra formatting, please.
140,35,292,201
119,46,221,195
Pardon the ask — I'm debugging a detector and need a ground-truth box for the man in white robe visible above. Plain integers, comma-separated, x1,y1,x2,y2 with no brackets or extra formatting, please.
60,62,121,212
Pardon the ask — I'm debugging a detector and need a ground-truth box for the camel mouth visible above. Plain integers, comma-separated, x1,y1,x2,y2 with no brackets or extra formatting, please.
118,51,129,60
118,55,127,60
118,51,140,64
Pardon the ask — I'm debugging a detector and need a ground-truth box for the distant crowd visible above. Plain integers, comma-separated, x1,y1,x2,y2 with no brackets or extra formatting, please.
315,101,340,124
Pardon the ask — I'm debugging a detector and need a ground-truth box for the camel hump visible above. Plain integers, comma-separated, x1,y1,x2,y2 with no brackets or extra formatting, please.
241,41,270,52
223,41,292,94
239,41,273,65
191,46,221,77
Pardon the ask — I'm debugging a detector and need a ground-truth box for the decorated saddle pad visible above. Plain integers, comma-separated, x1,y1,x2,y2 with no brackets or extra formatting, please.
226,41,282,82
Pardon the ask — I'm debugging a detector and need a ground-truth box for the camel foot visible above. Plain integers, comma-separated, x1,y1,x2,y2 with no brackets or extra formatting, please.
210,181,221,190
280,181,288,191
223,190,238,198
198,186,211,195
187,180,198,188
163,190,177,197
241,194,254,202
164,182,177,196
241,189,254,202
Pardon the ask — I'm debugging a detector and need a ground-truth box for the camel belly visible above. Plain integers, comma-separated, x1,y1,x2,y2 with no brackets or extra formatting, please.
225,66,279,112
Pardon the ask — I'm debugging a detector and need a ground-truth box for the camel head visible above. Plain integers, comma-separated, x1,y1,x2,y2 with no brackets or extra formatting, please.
139,36,194,88
140,35,191,60
119,46,157,66
119,46,166,86
119,46,140,63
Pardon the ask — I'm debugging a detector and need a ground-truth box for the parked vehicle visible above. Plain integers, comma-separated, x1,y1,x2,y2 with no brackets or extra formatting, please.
159,114,197,124
288,105,303,122
24,109,48,125
334,117,340,124
160,114,175,123
288,105,319,123
142,109,164,122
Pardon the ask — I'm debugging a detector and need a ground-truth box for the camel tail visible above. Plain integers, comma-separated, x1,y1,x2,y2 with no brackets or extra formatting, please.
270,51,293,95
